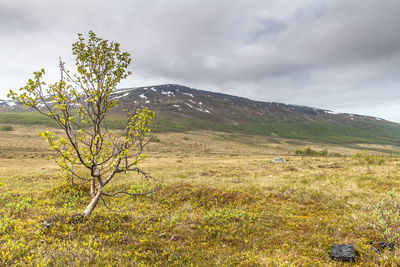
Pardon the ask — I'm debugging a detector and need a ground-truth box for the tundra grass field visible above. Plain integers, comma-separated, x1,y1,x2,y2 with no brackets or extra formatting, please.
1,124,400,266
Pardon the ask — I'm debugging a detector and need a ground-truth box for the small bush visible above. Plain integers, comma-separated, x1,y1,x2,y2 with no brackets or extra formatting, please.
151,137,160,142
295,147,329,156
203,208,246,224
352,151,385,166
5,197,32,217
49,184,88,208
328,152,343,157
128,182,150,194
0,215,15,234
319,148,328,156
368,190,400,243
0,125,13,131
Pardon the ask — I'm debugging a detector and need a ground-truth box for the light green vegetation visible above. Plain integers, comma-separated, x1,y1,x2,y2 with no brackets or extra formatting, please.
0,125,13,131
3,112,400,148
1,125,400,265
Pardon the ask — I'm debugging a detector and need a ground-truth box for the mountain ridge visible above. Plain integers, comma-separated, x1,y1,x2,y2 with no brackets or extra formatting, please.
1,84,399,146
0,83,389,124
109,84,388,125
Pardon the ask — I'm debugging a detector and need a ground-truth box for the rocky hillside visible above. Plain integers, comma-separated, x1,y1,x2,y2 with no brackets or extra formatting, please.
1,84,399,145
0,84,387,124
108,84,384,124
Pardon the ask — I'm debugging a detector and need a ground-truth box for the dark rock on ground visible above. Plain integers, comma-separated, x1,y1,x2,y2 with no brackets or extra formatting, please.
369,241,396,252
378,242,395,251
331,244,355,262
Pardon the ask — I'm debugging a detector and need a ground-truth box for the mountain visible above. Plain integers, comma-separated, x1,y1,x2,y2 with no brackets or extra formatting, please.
0,99,19,110
1,84,400,146
110,84,383,124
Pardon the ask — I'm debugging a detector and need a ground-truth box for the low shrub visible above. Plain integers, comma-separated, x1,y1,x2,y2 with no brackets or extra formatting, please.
0,215,15,234
0,125,13,131
295,147,329,156
368,190,400,243
352,151,385,171
328,152,343,157
151,137,161,142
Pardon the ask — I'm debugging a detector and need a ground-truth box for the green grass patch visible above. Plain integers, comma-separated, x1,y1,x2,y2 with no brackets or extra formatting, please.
0,125,13,131
2,112,400,146
154,116,400,146
0,112,57,127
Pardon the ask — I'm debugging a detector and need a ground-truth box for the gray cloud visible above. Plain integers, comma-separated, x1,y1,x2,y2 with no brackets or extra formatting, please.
1,0,400,121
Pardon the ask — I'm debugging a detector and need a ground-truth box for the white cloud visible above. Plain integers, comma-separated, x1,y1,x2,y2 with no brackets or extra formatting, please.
1,0,400,122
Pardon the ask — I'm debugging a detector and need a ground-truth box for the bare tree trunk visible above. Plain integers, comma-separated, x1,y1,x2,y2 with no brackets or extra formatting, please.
91,179,96,198
83,188,102,217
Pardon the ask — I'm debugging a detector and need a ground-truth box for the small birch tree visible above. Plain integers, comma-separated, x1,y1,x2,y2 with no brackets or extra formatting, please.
8,31,159,217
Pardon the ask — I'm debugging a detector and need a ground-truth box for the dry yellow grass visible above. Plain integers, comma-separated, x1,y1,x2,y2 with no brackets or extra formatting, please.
1,125,400,265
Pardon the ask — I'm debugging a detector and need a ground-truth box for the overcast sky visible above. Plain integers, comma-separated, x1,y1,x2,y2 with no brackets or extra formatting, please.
1,0,400,121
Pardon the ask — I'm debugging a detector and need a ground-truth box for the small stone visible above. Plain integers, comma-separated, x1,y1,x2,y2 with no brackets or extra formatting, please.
378,242,395,251
272,158,286,163
42,220,52,228
331,244,355,262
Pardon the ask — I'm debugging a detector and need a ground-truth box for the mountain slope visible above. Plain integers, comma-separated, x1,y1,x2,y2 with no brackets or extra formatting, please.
111,84,384,124
1,84,400,146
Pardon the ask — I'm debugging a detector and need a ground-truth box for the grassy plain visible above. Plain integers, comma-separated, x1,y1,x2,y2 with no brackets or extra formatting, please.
2,112,400,147
1,124,400,265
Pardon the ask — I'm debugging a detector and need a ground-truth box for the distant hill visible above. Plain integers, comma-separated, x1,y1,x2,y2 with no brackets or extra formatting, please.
1,84,400,146
110,84,385,123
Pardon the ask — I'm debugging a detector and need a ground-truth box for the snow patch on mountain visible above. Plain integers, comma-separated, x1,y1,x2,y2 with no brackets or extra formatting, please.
325,110,338,115
195,107,210,113
0,100,17,107
161,90,175,97
182,92,194,98
113,92,130,99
